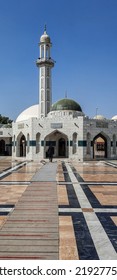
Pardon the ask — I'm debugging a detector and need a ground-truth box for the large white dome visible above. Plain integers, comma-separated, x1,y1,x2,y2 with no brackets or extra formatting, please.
112,115,117,121
16,104,39,122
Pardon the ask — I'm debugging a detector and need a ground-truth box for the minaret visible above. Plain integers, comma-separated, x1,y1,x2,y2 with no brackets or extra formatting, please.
36,26,55,118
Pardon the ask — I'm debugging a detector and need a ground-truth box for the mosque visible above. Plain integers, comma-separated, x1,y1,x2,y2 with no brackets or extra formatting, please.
0,27,117,161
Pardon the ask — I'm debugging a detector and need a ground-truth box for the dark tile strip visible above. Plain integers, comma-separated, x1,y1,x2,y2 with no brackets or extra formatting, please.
60,162,99,259
0,212,9,216
59,162,80,209
96,212,117,253
59,212,99,260
0,162,27,180
0,205,15,208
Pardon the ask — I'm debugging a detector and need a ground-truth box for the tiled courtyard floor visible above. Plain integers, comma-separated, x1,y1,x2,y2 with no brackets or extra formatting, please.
0,157,117,260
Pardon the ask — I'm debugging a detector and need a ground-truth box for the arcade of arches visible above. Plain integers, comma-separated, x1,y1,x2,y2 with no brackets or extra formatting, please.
1,131,116,160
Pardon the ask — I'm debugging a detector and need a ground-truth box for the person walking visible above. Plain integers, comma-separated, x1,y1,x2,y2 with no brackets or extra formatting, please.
48,144,54,162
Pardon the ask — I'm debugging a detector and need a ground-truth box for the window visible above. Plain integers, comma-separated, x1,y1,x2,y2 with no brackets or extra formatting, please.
36,133,40,153
73,133,77,154
97,143,105,151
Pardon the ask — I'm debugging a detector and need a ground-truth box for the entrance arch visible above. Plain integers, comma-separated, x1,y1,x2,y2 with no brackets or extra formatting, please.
20,135,26,157
0,139,5,155
16,133,26,157
44,130,68,158
93,133,107,159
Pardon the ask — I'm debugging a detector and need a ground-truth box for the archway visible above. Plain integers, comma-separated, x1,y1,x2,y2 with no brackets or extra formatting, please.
93,133,107,159
16,133,26,157
44,130,68,158
0,140,5,155
20,135,26,157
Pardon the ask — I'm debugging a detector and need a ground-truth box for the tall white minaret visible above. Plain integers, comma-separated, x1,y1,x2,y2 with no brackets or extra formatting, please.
36,26,55,118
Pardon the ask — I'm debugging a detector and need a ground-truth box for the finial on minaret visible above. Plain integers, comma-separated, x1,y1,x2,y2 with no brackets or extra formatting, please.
44,24,47,33
65,90,67,98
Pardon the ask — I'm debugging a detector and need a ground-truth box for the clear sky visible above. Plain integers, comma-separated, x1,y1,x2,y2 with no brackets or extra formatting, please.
0,0,117,121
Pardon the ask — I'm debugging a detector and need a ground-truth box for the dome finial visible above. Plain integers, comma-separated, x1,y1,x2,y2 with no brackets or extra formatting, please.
44,24,47,34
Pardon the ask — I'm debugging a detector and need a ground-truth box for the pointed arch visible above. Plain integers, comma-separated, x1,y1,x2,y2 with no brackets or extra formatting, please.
16,132,26,157
44,130,68,158
93,132,110,159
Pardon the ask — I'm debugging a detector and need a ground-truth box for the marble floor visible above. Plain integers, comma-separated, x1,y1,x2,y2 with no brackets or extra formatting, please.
0,157,117,260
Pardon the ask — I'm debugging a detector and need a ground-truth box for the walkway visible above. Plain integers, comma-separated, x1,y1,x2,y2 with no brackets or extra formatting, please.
0,157,117,260
0,160,58,259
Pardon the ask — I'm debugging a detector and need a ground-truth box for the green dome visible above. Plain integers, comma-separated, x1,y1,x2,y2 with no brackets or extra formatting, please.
51,98,82,112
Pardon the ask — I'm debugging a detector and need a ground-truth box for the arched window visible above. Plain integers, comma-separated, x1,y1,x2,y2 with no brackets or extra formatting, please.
73,133,77,154
36,133,41,153
93,133,107,159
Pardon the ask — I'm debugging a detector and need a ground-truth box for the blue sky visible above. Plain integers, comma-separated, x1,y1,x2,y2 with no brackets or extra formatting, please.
0,0,117,120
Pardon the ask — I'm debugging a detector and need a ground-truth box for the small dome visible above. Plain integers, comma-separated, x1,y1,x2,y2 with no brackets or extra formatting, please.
93,114,106,120
51,98,82,112
16,104,39,122
112,115,117,121
40,30,51,44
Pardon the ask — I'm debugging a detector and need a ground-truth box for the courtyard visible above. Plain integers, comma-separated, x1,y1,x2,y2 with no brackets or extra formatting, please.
0,157,116,259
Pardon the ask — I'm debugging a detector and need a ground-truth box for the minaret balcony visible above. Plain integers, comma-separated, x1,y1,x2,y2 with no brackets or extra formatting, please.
36,57,55,67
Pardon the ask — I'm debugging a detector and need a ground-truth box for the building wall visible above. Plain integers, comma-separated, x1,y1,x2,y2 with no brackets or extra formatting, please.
12,116,84,161
83,117,117,160
1,116,116,161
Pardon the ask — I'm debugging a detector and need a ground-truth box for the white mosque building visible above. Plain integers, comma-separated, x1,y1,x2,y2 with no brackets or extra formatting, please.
0,27,117,161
